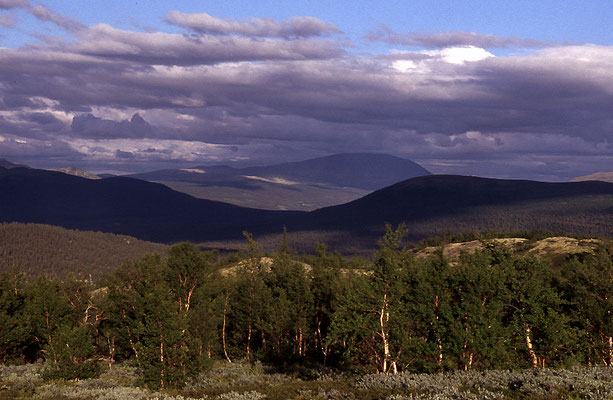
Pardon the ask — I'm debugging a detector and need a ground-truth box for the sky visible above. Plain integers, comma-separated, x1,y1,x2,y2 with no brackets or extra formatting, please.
0,0,612,180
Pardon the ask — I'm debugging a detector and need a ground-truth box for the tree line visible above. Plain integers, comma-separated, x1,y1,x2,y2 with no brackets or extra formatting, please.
0,226,612,389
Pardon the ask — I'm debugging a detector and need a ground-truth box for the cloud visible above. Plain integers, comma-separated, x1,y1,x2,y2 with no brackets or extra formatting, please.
392,46,494,70
165,11,341,38
0,4,612,179
0,13,16,28
0,0,28,9
27,4,85,32
71,113,154,139
115,149,134,159
366,25,551,48
23,23,343,66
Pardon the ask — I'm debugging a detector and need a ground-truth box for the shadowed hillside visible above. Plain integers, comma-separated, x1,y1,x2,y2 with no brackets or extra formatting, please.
0,158,28,169
266,175,613,253
0,167,297,243
2,168,612,253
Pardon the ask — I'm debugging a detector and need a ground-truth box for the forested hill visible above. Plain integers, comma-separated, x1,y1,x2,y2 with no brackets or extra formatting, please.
280,175,613,249
0,167,298,243
2,167,613,252
0,158,28,169
0,223,167,278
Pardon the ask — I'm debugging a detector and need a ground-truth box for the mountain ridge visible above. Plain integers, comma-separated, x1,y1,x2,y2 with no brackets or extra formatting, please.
0,166,296,243
124,153,431,210
1,167,612,252
0,158,29,169
278,175,613,249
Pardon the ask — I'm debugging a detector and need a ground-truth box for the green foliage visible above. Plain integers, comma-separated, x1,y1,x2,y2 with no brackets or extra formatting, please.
558,244,613,366
41,325,100,380
103,250,211,389
0,270,28,362
4,229,613,389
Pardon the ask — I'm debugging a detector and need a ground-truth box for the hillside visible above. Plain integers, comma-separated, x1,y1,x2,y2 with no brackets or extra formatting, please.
126,153,430,210
301,175,613,229
0,158,28,169
571,171,613,183
2,168,613,254
0,223,167,278
0,166,296,243
55,167,100,180
238,153,432,190
263,175,613,253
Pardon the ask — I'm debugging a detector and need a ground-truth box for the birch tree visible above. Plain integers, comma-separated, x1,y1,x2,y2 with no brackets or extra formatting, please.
329,225,412,373
501,255,573,368
560,245,613,366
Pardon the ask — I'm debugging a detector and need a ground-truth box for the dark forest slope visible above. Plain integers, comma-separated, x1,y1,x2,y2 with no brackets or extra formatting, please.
284,175,613,246
0,167,297,243
2,168,612,253
0,158,28,169
0,223,167,278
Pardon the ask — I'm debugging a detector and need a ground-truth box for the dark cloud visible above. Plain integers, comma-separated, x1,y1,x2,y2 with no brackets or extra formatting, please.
165,11,341,38
115,149,135,159
366,25,551,48
27,112,62,125
0,135,79,164
71,113,154,139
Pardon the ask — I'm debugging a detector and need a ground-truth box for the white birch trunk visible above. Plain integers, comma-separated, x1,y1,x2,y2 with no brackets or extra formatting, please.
380,291,391,373
525,324,538,368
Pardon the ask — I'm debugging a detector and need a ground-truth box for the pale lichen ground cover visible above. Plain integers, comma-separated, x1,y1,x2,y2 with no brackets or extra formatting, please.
2,361,613,400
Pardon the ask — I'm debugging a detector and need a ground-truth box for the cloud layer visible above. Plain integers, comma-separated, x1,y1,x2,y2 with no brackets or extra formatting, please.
165,11,341,38
366,25,552,48
0,4,611,180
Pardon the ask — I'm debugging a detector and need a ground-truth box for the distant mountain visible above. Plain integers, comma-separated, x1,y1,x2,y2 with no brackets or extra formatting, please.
571,172,613,183
126,153,431,211
0,166,296,243
0,158,29,169
55,167,101,180
236,153,432,190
